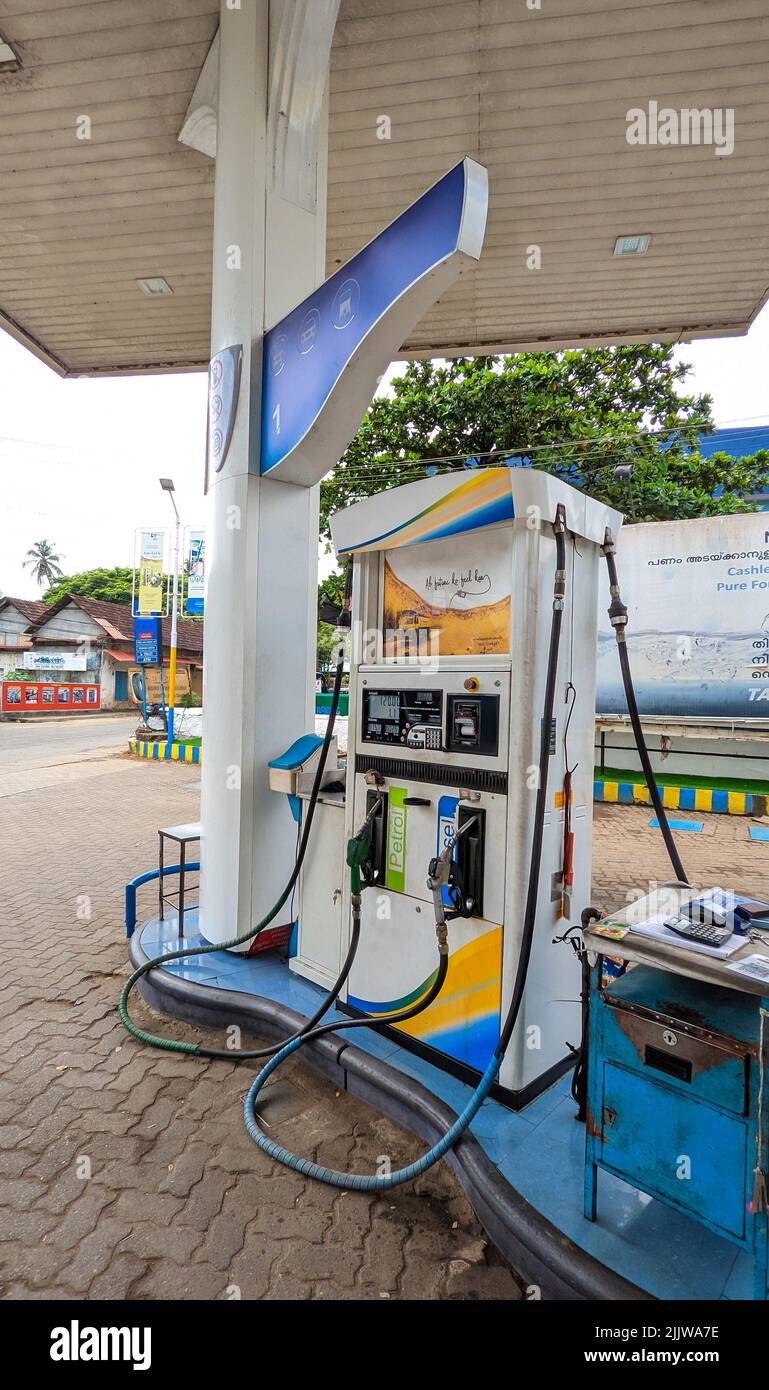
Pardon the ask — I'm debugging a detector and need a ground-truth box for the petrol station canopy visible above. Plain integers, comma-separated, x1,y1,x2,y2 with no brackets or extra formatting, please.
1,0,768,377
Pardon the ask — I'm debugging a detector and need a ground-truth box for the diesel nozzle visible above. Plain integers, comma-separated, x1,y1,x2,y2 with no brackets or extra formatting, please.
427,813,482,941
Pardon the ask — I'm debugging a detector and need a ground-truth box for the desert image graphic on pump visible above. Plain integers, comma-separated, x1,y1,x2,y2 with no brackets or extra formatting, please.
382,535,512,657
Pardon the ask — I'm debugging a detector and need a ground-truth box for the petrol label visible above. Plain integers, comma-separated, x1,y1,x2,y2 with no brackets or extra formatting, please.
385,786,407,892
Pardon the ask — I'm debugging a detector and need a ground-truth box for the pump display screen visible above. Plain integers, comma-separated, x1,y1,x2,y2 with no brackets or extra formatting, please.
362,688,443,749
367,693,400,724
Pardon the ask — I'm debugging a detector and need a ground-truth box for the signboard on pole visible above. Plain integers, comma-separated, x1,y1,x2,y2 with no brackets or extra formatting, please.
134,616,161,666
185,530,205,615
260,157,488,487
135,530,166,616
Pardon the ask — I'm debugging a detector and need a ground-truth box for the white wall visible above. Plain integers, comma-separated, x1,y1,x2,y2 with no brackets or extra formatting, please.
0,605,35,648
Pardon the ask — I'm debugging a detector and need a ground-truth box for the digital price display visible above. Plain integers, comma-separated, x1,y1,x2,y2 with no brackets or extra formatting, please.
362,688,443,747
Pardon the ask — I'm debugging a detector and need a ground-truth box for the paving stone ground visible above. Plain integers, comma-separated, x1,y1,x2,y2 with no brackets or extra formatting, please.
0,732,766,1301
0,746,519,1302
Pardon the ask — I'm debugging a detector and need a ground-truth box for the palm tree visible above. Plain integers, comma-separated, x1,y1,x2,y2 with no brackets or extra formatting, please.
23,539,64,587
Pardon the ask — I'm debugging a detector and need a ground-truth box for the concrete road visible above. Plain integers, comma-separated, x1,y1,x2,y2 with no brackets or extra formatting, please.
0,712,136,773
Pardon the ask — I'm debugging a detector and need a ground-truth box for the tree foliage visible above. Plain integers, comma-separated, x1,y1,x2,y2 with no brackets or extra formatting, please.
319,346,766,533
43,567,134,606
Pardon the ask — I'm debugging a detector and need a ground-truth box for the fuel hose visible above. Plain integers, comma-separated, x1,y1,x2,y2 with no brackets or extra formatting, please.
242,514,569,1189
603,535,688,885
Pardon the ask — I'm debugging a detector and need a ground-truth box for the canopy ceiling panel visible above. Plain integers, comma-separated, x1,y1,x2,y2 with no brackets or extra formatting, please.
0,0,767,374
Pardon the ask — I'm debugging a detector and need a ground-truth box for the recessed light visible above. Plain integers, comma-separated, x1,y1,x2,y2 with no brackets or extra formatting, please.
0,35,20,68
136,276,173,296
614,234,652,257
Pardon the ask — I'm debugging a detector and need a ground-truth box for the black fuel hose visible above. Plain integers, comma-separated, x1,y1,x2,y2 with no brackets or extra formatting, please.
243,513,570,1189
603,541,689,885
497,515,567,1058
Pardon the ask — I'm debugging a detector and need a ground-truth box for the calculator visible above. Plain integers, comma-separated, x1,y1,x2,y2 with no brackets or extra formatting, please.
663,914,734,949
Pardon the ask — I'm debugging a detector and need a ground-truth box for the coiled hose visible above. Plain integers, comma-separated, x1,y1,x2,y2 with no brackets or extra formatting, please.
242,514,569,1189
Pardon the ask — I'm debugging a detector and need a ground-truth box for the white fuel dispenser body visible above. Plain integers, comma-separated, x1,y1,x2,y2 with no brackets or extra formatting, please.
299,468,621,1106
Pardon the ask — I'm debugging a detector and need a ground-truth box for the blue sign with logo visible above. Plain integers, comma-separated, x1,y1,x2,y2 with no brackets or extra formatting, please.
260,158,488,485
134,616,161,666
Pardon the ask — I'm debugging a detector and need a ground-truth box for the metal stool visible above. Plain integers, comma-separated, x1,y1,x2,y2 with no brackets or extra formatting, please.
158,821,201,938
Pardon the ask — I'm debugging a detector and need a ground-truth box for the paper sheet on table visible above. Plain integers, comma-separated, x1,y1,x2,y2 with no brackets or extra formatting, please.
727,953,769,984
628,913,744,959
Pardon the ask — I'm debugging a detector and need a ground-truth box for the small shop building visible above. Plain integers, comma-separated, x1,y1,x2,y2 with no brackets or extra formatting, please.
0,595,203,714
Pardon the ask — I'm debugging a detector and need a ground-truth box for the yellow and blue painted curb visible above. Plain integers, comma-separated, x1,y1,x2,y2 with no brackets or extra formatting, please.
129,738,201,764
594,778,765,817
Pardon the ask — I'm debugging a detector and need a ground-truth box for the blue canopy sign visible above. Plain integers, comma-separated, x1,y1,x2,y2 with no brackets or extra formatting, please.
260,157,488,486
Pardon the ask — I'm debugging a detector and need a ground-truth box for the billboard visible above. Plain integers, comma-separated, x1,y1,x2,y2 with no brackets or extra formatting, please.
596,513,769,718
22,650,87,671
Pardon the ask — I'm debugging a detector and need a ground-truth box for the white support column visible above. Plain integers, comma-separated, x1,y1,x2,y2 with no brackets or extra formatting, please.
200,0,335,946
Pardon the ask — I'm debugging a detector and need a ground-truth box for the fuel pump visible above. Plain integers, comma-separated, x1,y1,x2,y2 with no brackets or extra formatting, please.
320,467,623,1107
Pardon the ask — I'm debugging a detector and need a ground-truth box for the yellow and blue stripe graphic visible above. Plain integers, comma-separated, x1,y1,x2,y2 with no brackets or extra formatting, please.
129,738,201,764
594,778,754,816
348,927,502,1071
339,470,514,554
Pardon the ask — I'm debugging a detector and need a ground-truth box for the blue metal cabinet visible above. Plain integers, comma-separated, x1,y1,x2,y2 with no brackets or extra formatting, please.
585,962,769,1299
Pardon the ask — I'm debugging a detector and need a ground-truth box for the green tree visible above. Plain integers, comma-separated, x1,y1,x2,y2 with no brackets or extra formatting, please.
43,566,134,606
319,346,765,532
316,567,346,677
316,622,339,674
42,565,204,618
23,539,64,587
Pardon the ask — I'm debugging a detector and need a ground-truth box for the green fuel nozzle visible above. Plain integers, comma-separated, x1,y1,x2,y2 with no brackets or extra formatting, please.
346,826,373,896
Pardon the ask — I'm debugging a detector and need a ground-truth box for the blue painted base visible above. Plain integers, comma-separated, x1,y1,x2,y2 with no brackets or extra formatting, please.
137,911,752,1300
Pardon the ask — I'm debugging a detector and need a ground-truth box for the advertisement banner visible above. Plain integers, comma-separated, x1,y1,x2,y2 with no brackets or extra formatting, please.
381,530,512,658
185,530,205,616
596,513,769,718
136,531,165,616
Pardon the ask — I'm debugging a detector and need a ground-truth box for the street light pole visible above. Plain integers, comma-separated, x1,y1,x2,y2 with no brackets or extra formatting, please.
160,478,180,753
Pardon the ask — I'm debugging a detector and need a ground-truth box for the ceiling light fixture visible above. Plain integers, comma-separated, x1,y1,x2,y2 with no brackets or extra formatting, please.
0,35,21,68
136,277,174,297
613,234,652,257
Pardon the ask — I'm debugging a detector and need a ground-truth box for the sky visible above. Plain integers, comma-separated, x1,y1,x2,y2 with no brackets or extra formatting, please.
1,304,769,601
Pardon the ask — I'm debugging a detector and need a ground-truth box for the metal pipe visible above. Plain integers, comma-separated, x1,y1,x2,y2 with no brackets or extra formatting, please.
125,863,200,937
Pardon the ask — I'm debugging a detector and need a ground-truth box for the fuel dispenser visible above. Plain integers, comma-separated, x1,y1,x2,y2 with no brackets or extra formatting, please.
289,467,622,1107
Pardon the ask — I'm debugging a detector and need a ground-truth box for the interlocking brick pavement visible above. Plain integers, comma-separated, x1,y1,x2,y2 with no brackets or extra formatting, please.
0,746,520,1301
1,729,766,1301
590,802,769,913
